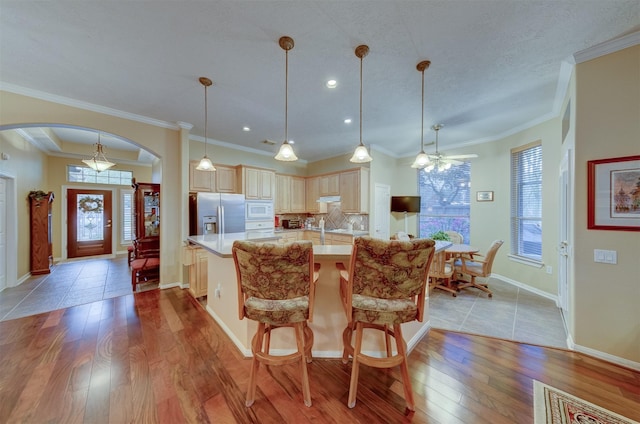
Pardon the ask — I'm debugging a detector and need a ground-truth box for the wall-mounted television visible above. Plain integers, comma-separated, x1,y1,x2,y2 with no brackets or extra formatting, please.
391,196,421,213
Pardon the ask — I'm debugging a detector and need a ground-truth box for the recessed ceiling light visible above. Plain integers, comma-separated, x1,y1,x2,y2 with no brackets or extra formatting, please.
344,118,352,124
242,126,251,131
326,79,337,88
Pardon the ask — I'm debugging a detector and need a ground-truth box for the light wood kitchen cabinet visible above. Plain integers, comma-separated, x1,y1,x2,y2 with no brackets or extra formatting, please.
319,174,340,196
184,245,208,298
329,233,354,245
278,231,299,243
275,174,306,213
189,161,237,193
302,231,322,246
305,176,320,212
238,166,275,200
339,168,370,213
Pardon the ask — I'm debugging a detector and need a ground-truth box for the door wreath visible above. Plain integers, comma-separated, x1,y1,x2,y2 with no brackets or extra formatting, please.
78,196,103,213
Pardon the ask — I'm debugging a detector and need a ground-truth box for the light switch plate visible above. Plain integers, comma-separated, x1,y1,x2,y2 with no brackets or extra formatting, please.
594,249,617,264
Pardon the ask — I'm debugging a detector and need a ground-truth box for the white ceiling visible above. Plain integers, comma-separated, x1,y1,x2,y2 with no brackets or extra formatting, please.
1,1,638,163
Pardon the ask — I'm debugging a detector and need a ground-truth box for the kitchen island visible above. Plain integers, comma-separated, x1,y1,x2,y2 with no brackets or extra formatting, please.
187,232,450,358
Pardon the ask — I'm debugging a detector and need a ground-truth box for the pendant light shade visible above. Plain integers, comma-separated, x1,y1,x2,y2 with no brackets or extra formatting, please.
196,76,216,172
82,133,115,172
411,60,431,169
275,36,298,162
350,44,373,163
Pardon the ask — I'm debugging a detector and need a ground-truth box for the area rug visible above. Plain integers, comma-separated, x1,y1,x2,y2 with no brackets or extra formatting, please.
534,380,639,424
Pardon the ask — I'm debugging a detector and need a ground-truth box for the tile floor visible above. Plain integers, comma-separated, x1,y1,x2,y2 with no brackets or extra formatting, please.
1,257,568,350
429,278,568,349
0,256,158,322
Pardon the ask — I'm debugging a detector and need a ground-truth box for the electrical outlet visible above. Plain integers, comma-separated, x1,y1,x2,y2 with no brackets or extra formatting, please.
215,283,222,298
594,249,617,264
546,266,552,274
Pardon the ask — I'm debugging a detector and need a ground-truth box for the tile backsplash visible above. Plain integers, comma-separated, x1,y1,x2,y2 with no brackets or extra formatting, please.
278,203,368,231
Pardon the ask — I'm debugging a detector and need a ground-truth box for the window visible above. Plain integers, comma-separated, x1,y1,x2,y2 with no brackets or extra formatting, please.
510,141,542,262
67,165,133,186
418,162,471,242
121,190,134,244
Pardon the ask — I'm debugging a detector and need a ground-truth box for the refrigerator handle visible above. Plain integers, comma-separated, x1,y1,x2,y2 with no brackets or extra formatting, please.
218,205,224,234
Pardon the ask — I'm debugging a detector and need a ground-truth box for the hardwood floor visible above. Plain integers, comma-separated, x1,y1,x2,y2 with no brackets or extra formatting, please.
1,287,638,423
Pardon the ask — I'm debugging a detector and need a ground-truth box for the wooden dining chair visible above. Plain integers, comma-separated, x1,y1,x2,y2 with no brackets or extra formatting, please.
336,236,435,411
232,240,318,407
444,230,463,244
454,240,503,297
429,250,457,296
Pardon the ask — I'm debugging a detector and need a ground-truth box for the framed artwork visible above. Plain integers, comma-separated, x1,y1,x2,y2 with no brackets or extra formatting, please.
476,191,494,202
587,155,640,231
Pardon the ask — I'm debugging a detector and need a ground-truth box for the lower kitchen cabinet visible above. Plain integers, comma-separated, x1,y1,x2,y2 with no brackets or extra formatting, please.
184,245,208,298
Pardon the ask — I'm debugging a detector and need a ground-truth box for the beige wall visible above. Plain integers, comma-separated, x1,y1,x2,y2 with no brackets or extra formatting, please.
0,130,48,279
573,45,639,363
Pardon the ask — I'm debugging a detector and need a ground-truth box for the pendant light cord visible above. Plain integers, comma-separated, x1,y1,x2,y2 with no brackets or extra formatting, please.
204,83,208,156
359,53,363,146
421,67,425,152
285,47,289,144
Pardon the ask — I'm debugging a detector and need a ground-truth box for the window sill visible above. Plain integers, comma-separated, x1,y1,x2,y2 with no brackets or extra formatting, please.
508,254,543,268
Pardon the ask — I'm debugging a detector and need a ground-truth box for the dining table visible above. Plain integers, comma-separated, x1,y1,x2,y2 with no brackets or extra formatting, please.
445,243,479,260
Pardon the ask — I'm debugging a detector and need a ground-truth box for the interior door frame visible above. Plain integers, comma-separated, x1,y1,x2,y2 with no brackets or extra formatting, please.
558,150,572,316
0,172,17,288
62,185,117,261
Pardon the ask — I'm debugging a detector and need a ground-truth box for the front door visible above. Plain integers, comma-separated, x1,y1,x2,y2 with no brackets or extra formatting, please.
67,189,113,258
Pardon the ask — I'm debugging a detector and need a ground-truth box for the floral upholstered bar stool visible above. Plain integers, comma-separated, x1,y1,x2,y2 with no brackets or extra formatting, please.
336,236,435,411
232,240,318,407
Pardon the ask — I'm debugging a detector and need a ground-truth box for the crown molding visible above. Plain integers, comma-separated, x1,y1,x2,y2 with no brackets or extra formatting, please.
573,31,640,64
0,82,179,130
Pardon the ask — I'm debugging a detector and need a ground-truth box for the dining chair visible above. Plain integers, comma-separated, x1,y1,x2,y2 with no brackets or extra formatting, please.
336,236,435,411
232,240,318,407
130,238,160,290
454,240,503,297
429,250,457,296
444,230,463,244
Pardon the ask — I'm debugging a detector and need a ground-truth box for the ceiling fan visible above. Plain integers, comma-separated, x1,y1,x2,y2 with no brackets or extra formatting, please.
422,124,478,172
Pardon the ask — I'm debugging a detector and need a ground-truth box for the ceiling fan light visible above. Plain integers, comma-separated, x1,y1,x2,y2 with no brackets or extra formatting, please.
275,141,298,161
196,155,216,171
350,143,372,163
411,152,430,168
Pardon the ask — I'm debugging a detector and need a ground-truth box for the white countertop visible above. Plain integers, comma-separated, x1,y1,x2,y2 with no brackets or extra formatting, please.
188,232,282,257
189,233,451,259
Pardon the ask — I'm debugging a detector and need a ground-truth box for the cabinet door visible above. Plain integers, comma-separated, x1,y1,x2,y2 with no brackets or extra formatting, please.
330,233,354,245
275,174,290,213
189,160,215,192
259,170,275,200
339,170,359,212
215,165,237,193
305,177,319,212
319,174,340,196
242,167,275,200
290,177,306,213
244,167,260,199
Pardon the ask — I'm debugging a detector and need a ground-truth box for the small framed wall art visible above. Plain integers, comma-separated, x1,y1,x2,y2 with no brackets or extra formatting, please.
587,154,640,231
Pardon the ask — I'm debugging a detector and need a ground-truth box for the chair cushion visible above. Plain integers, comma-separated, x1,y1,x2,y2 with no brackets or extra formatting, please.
455,259,483,275
351,294,418,325
245,296,310,325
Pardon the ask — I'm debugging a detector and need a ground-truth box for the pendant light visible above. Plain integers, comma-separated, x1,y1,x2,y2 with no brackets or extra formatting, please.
196,76,216,171
350,44,373,163
82,132,115,172
274,36,298,161
411,60,432,169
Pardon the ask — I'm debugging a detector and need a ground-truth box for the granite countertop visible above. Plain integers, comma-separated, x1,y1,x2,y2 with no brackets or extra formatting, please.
187,232,282,257
275,227,369,236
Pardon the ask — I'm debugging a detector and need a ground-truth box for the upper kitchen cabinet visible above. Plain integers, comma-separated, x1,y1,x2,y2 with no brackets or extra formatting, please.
319,174,340,196
275,174,306,214
189,161,237,193
237,166,275,200
305,176,320,212
340,168,369,213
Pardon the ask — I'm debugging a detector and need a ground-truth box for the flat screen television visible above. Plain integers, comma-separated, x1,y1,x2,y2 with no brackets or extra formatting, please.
391,196,421,213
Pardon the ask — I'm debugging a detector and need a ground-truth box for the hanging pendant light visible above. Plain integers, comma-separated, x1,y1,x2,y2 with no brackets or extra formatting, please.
82,132,115,172
350,44,373,163
411,60,432,169
196,76,216,171
274,36,298,161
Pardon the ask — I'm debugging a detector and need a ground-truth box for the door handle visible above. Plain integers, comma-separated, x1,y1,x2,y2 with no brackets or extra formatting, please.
105,219,112,228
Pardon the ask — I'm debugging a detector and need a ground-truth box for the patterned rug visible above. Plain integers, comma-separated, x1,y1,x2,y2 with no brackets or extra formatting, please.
534,380,639,424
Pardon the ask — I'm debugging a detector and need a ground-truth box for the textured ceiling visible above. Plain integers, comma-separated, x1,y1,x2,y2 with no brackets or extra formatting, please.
1,1,638,163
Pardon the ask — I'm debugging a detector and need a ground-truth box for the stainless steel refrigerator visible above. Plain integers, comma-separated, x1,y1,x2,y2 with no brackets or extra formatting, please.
189,193,246,235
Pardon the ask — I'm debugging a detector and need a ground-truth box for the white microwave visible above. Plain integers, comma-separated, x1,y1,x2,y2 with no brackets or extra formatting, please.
246,201,274,221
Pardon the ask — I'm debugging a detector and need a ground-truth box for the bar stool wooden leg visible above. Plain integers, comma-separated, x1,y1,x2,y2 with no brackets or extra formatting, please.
295,322,312,406
394,323,415,411
246,322,266,407
348,321,364,408
384,324,393,357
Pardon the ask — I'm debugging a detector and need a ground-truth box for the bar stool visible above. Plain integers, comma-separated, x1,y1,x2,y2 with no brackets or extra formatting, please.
232,240,318,407
337,236,435,411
